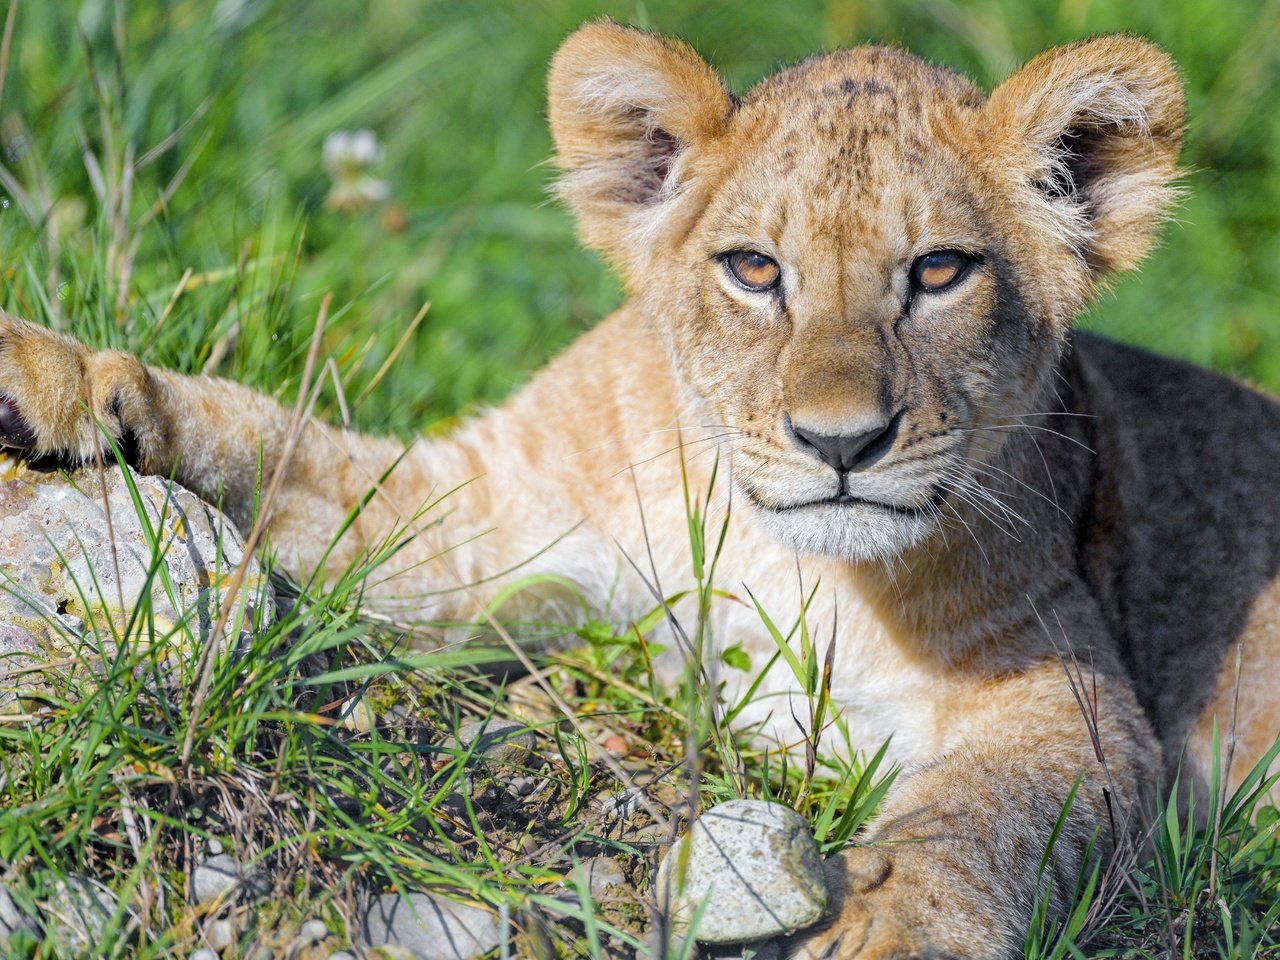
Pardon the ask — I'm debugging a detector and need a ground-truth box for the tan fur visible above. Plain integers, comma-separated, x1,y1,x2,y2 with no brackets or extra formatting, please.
0,23,1275,958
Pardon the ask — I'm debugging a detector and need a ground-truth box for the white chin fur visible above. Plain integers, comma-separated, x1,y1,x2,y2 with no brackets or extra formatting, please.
751,500,935,561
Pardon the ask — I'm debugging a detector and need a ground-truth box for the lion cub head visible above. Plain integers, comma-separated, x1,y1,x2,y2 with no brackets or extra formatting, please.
548,23,1183,560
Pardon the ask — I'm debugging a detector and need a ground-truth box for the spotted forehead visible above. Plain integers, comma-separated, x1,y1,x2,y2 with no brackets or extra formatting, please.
731,46,985,177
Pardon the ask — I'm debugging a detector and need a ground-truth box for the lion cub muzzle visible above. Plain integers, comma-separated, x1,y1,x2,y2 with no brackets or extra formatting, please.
786,409,902,474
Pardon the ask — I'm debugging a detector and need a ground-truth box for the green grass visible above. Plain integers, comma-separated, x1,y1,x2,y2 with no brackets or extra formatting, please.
1,0,1279,957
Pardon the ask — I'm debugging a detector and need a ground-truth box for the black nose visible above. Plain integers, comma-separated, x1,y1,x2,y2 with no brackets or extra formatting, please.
788,411,902,472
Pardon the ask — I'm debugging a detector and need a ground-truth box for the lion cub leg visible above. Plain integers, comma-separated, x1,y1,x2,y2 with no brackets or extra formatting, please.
0,313,407,573
1187,578,1280,806
792,661,1158,960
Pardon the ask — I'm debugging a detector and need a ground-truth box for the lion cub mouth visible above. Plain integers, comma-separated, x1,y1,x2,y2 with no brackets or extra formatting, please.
760,489,942,517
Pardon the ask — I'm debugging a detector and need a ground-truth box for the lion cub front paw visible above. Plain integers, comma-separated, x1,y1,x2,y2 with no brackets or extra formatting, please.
0,313,156,464
788,847,1015,960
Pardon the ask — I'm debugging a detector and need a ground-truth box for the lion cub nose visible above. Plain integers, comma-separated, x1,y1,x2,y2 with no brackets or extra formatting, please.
787,412,902,472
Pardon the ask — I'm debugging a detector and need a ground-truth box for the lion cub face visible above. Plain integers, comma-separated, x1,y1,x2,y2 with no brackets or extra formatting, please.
549,25,1183,560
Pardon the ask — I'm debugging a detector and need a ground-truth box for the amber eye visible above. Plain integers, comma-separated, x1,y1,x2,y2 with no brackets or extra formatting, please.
909,250,973,293
723,251,781,292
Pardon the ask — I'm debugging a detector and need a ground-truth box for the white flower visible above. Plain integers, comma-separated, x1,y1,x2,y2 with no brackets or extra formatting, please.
323,130,382,176
322,130,390,212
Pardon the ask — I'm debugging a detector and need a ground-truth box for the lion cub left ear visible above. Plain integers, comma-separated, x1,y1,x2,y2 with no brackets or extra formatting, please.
548,21,734,276
985,35,1185,282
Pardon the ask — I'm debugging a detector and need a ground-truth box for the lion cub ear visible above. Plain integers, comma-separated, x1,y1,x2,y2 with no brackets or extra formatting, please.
985,35,1185,282
548,21,734,274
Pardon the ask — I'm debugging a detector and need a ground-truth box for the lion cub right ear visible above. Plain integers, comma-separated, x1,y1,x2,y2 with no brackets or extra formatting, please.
548,21,734,278
984,36,1185,287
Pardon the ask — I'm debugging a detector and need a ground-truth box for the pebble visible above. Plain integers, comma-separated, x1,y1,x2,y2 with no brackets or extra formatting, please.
506,775,536,798
299,917,329,943
0,885,35,943
207,838,225,857
362,892,504,960
205,917,235,951
188,855,268,911
190,949,218,960
655,799,828,943
328,953,356,960
708,940,782,959
448,718,535,766
567,857,629,900
340,695,377,734
43,875,120,957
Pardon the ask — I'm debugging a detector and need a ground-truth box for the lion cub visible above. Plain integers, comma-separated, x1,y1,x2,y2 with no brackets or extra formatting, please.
2,22,1277,959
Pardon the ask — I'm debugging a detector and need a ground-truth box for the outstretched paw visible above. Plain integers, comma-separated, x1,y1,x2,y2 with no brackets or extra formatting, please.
0,312,156,465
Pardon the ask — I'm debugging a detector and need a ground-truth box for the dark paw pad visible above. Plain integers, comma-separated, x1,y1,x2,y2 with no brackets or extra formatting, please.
0,396,36,449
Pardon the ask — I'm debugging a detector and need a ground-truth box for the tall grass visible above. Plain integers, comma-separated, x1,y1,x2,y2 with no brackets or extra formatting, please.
0,1,1279,958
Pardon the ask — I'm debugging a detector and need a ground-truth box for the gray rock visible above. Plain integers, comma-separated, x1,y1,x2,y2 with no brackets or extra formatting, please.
299,917,329,944
328,952,356,960
362,892,503,960
506,775,536,798
191,853,242,905
567,856,629,901
655,799,828,943
190,949,218,960
0,459,272,710
0,885,36,944
43,875,122,956
448,718,535,766
205,917,235,951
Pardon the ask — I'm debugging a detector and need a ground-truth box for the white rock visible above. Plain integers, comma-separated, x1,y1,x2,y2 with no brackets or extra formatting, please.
0,885,36,943
339,695,377,734
43,875,122,956
190,949,218,960
0,459,272,709
655,799,828,943
191,854,241,904
362,892,503,960
205,917,235,951
299,917,329,943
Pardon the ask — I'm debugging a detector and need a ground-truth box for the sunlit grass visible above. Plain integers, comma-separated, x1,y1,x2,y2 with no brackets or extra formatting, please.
0,1,1279,957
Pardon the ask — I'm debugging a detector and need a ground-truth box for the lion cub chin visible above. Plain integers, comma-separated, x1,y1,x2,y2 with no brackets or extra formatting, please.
1,22,1277,960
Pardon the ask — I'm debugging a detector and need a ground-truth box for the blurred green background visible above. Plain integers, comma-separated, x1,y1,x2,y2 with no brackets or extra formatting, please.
1,0,1278,438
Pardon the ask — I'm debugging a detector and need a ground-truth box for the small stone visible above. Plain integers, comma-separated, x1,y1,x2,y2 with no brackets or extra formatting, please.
506,775,536,798
205,917,235,951
708,940,782,960
362,892,503,960
299,917,329,944
655,799,828,943
0,885,36,943
567,857,629,901
329,953,356,960
449,718,534,766
207,838,225,856
43,875,121,957
340,695,377,734
368,948,416,960
191,949,218,960
191,854,241,904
